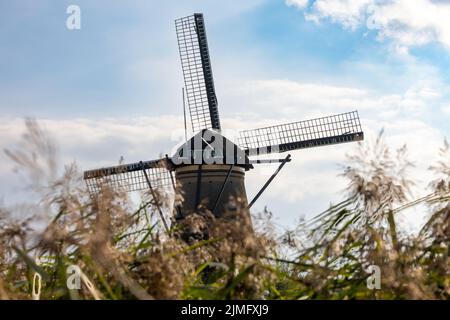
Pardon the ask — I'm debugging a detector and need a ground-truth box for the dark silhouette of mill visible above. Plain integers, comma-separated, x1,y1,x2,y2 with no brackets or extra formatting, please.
84,13,364,232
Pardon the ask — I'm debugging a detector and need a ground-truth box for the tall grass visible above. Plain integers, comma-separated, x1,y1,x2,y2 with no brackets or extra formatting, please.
0,120,448,299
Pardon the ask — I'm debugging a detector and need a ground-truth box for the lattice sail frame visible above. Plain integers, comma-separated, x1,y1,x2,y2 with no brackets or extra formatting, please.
175,13,221,132
84,159,174,194
237,111,364,156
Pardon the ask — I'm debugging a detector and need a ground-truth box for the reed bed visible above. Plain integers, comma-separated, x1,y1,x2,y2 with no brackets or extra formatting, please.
0,120,448,300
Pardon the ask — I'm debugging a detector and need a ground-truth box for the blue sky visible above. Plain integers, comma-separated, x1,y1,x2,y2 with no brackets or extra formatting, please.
1,0,449,232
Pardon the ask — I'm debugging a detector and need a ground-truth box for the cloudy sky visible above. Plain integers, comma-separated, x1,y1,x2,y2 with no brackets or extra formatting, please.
1,0,449,232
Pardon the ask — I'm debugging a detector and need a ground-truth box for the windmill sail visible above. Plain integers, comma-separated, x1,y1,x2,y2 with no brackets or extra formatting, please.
237,111,364,156
84,158,174,194
175,13,221,132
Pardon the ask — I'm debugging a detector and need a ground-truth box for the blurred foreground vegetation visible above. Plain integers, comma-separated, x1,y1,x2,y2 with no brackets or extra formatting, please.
0,121,448,300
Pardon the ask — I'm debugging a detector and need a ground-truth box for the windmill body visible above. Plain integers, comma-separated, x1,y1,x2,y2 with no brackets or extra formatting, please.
83,13,364,230
171,129,251,219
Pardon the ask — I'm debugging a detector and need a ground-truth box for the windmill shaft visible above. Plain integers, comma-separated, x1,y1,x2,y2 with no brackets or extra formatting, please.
246,132,364,156
238,111,363,155
140,161,170,233
175,14,221,132
212,164,234,215
84,158,172,194
194,14,220,131
247,154,291,209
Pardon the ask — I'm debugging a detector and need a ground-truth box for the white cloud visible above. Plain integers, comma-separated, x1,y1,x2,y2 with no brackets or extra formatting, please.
224,78,442,123
392,44,411,59
305,0,373,30
291,0,450,50
285,0,309,9
442,104,450,115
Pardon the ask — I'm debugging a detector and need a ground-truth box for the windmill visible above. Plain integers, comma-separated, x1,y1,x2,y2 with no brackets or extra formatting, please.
83,13,364,232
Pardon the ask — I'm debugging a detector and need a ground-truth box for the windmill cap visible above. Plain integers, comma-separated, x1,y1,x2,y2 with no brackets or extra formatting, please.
171,129,252,168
